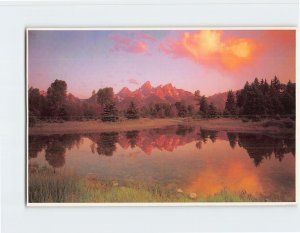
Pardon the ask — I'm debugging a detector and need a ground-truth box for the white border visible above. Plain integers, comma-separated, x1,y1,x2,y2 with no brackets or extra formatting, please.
26,27,298,207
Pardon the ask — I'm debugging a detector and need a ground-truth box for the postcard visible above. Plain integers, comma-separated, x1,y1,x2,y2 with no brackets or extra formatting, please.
26,28,296,205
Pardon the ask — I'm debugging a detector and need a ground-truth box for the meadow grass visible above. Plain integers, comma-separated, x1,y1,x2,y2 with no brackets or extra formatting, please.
29,117,295,135
29,169,262,203
28,168,78,203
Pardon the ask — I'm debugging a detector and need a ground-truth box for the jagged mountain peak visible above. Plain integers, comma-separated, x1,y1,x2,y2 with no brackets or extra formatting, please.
141,81,152,89
119,87,131,94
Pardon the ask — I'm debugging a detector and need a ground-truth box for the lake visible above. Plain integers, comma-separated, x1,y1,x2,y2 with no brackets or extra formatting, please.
28,125,295,202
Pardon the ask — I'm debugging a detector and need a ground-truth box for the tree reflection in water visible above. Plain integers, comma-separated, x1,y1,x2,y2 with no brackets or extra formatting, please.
196,128,218,145
45,141,66,169
126,130,139,148
176,125,195,136
95,132,119,156
29,134,81,170
227,132,238,149
28,136,48,158
237,133,295,166
29,126,295,169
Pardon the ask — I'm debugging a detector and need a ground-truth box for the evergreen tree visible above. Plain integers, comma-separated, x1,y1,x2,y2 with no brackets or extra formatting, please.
281,80,295,114
269,76,284,114
236,81,250,113
207,103,217,117
194,90,201,105
199,95,208,116
237,78,267,116
224,90,236,116
126,101,139,119
177,104,188,117
270,76,282,93
101,102,119,122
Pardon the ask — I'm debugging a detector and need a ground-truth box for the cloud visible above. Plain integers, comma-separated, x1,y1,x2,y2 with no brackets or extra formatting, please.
127,78,139,85
111,32,155,54
160,30,257,71
136,32,156,43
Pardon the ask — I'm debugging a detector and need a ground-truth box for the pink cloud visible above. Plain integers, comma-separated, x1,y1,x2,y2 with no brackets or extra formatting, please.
111,33,154,54
160,30,257,71
128,78,139,85
136,32,156,43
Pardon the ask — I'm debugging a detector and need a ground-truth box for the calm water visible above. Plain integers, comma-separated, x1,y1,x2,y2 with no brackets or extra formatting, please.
28,125,295,201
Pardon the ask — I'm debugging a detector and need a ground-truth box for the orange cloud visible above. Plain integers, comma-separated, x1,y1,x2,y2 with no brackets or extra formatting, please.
111,33,153,54
160,30,257,70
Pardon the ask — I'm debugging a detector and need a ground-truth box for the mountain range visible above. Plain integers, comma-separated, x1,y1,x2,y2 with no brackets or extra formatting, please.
112,81,228,111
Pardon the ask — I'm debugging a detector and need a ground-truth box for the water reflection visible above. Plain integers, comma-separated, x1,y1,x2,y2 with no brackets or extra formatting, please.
176,125,195,136
29,126,295,169
227,132,238,149
125,130,140,148
28,125,295,200
238,133,295,166
89,132,119,156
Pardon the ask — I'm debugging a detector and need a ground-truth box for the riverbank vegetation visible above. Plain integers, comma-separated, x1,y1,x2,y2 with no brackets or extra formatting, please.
29,117,295,135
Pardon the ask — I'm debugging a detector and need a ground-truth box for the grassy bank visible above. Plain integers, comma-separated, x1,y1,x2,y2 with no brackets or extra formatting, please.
29,117,294,135
29,169,268,203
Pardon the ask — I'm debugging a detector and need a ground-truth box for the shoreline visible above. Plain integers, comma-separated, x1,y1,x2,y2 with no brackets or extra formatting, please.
28,118,295,135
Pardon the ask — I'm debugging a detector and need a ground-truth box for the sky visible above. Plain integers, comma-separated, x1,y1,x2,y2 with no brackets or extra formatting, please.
28,29,296,98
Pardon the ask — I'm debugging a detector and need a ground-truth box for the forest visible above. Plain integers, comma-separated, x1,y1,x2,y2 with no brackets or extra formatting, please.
28,76,295,127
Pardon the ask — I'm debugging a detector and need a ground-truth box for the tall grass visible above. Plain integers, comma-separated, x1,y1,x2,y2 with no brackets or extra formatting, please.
29,169,262,203
29,168,78,203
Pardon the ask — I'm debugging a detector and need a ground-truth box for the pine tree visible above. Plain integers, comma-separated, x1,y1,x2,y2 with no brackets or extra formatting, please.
271,76,282,93
177,104,188,117
224,90,236,116
208,103,217,118
236,81,250,113
269,76,284,114
101,102,119,122
199,95,208,117
281,80,295,114
126,101,139,119
243,80,266,116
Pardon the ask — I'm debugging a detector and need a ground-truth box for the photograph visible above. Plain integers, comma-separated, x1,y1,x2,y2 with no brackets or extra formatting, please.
26,28,296,205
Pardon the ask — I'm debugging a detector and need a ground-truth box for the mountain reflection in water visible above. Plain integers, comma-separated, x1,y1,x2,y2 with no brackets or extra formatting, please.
28,125,295,201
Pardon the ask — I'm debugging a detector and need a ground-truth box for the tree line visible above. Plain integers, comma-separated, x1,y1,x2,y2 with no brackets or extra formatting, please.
224,76,295,118
28,79,198,125
28,76,295,126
